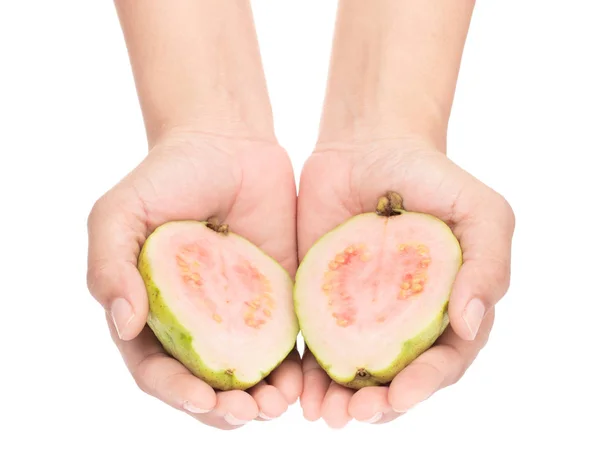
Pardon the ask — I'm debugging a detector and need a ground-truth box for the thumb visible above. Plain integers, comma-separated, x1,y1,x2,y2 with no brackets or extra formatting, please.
448,193,515,341
87,189,149,341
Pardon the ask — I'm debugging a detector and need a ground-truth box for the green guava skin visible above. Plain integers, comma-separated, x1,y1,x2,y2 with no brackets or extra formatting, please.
138,221,298,391
301,308,449,390
294,208,462,390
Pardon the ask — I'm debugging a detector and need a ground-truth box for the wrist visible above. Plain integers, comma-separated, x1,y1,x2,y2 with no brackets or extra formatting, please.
147,99,276,148
147,122,286,166
135,40,276,146
116,0,275,147
316,0,475,153
317,95,448,152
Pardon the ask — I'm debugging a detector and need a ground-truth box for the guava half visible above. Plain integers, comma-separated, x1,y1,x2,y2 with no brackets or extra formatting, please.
138,219,299,391
294,192,462,389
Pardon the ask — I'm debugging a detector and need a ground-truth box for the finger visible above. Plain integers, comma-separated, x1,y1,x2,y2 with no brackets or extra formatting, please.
87,189,149,340
300,349,330,421
389,309,495,413
183,390,259,430
267,349,303,405
372,410,404,425
449,190,515,340
248,381,288,421
321,382,353,429
348,386,391,424
110,315,263,430
186,389,260,430
212,390,260,427
108,318,218,415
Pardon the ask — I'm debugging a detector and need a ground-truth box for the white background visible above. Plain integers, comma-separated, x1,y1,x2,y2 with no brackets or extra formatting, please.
1,1,599,470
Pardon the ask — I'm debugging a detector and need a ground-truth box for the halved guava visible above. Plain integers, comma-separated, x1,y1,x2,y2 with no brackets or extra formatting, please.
294,192,462,389
138,219,299,391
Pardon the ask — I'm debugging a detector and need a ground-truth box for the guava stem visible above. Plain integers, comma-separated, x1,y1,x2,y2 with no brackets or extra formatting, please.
356,368,370,379
375,191,404,217
207,217,230,235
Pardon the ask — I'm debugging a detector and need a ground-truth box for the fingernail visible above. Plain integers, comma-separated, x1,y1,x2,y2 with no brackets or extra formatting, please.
392,402,410,413
224,413,249,426
183,401,211,414
110,298,134,340
361,412,382,424
258,412,274,420
462,298,486,340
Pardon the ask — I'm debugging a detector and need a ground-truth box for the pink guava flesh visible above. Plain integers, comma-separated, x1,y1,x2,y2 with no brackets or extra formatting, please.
142,221,298,387
294,212,462,385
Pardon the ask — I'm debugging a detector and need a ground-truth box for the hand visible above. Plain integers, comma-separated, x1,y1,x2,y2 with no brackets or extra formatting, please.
297,136,515,428
87,130,302,429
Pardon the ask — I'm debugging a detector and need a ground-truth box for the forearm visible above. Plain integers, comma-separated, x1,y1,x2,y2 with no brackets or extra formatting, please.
114,0,274,146
319,0,475,151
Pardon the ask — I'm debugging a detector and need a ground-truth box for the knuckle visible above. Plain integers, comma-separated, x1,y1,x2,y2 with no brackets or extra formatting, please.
132,355,158,396
86,263,105,299
87,194,110,230
490,257,512,292
134,374,152,396
451,368,467,387
489,258,511,285
133,365,150,395
454,364,469,385
418,360,445,383
86,261,113,301
496,193,516,231
444,346,468,386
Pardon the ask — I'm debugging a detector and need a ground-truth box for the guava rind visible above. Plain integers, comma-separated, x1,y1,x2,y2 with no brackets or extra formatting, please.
294,208,461,390
138,220,298,391
303,309,449,389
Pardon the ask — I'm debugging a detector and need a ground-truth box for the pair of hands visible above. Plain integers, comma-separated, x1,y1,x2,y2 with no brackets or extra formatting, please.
87,129,514,429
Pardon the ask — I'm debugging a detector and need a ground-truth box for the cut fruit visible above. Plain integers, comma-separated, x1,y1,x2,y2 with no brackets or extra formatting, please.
294,192,462,389
138,219,298,391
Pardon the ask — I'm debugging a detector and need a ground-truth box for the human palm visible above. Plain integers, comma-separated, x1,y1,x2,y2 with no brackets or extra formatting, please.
297,137,514,427
87,132,301,429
